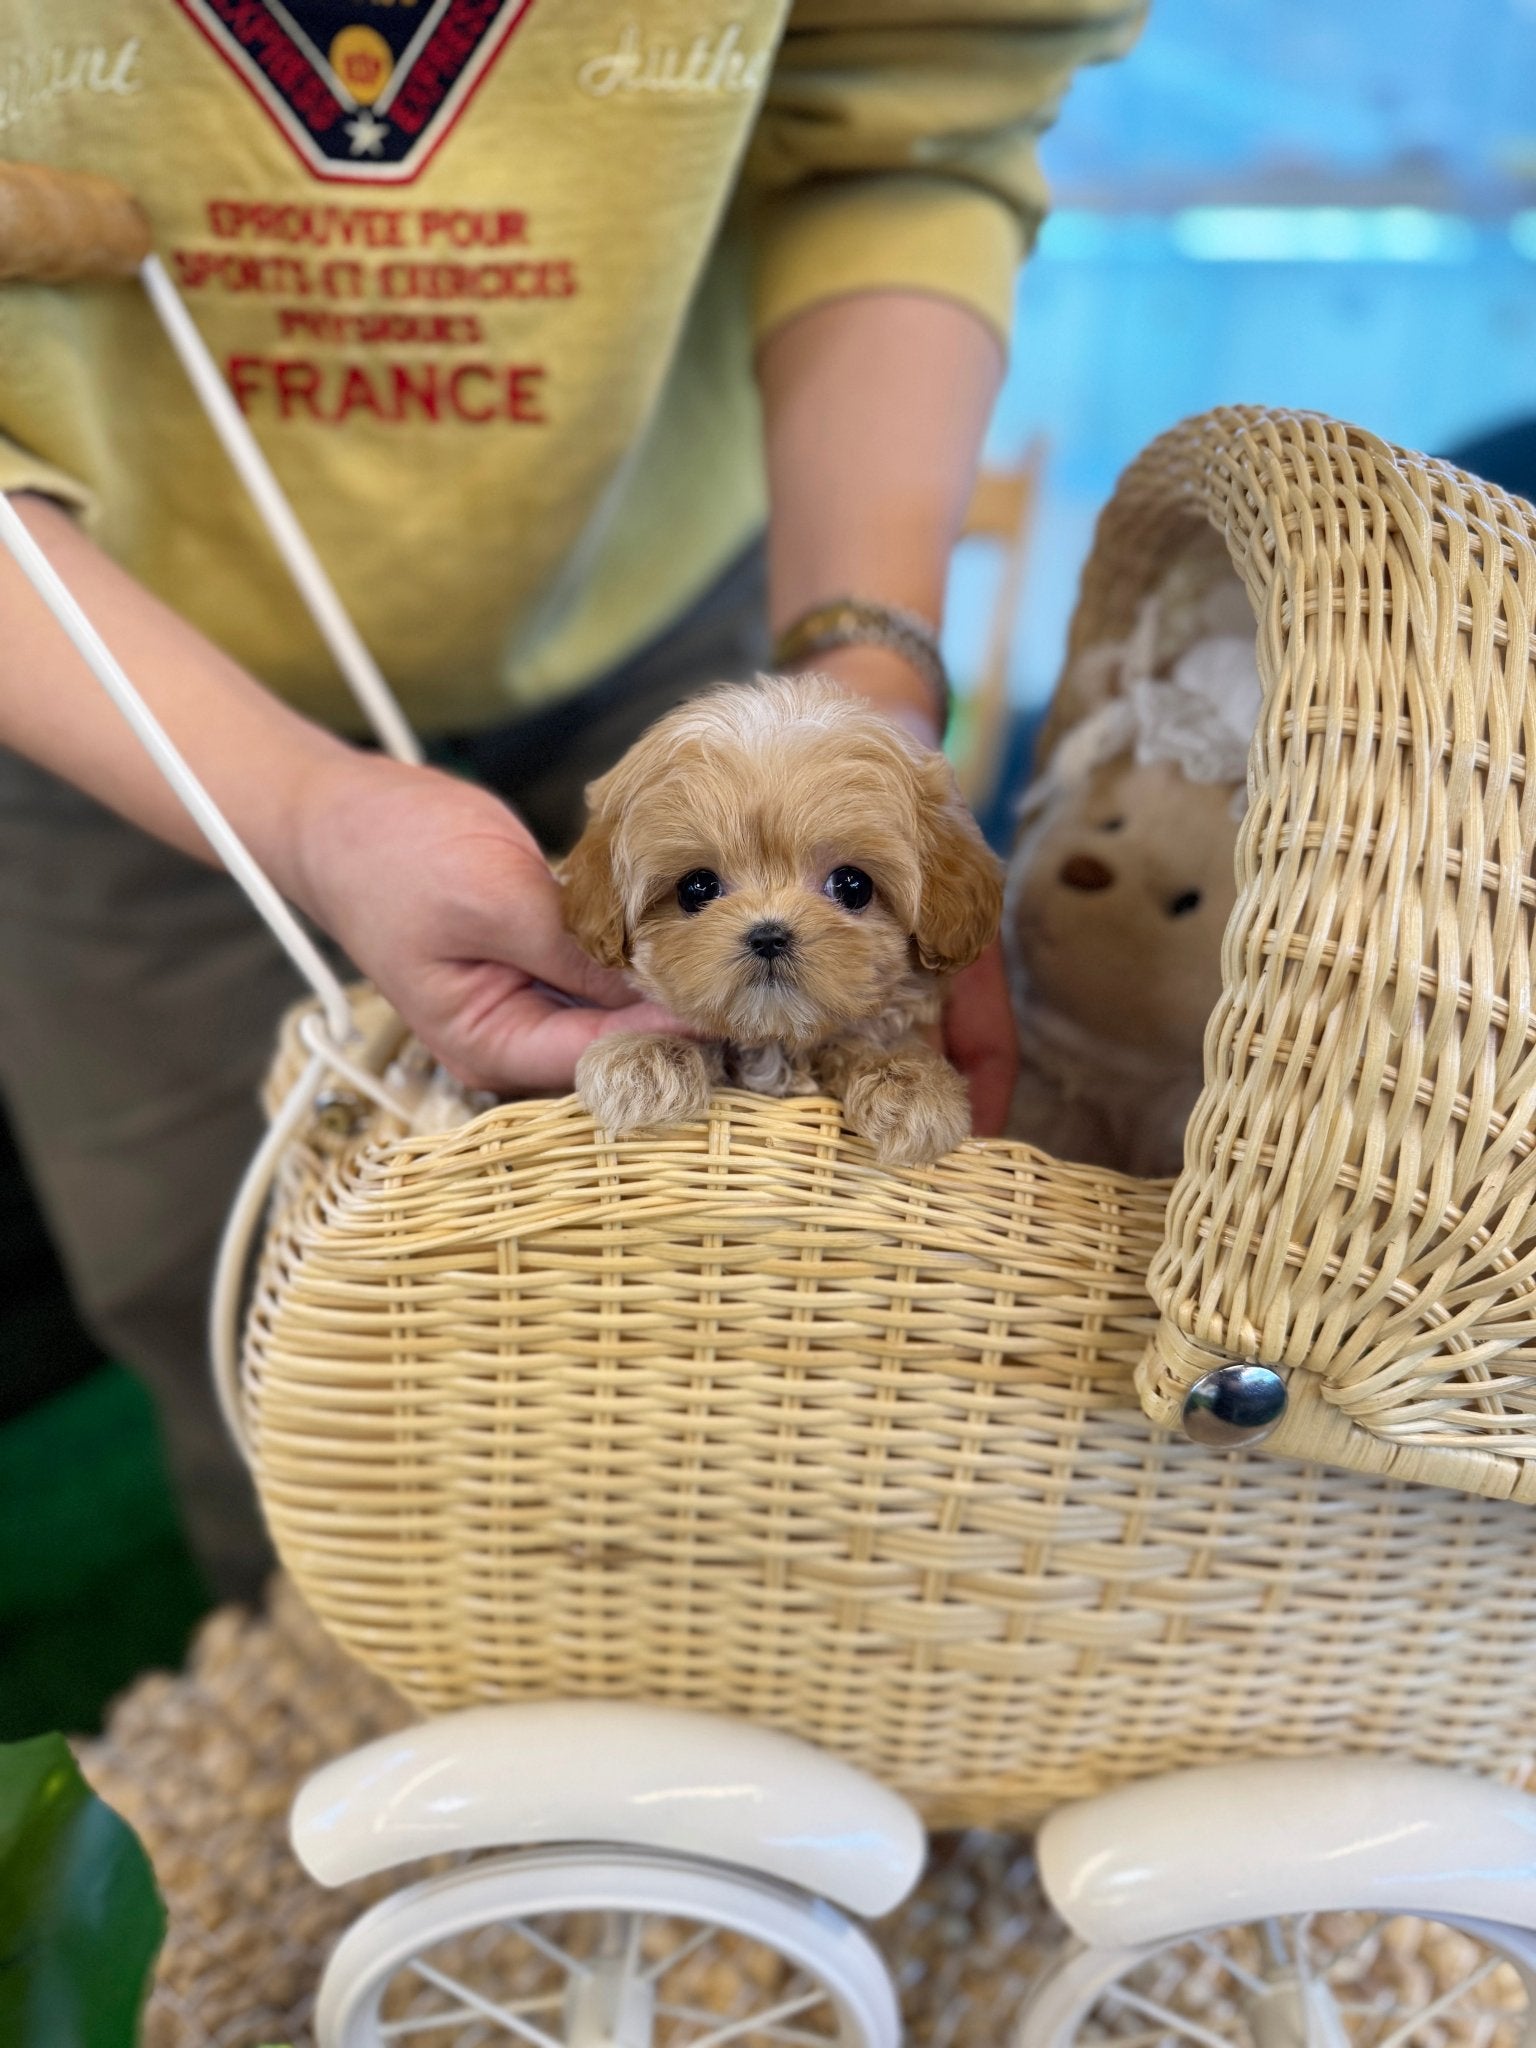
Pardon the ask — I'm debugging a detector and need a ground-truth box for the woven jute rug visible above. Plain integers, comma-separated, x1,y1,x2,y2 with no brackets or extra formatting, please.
79,1581,1059,2048
80,1584,1525,2048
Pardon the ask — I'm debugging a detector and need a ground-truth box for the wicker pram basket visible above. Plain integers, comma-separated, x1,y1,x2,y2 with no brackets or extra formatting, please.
240,406,1536,1833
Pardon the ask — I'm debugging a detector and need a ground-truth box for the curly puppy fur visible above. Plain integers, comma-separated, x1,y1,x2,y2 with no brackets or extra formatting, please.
562,675,1003,1166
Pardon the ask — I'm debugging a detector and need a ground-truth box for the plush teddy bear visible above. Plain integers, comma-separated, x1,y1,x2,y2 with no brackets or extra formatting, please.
1004,572,1262,1180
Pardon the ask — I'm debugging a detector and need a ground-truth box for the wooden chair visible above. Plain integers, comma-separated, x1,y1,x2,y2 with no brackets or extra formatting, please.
950,437,1048,816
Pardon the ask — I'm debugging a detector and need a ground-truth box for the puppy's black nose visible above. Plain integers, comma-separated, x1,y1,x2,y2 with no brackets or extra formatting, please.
746,920,794,961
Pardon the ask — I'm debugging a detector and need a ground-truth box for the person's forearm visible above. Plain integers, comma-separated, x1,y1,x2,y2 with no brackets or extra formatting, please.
0,495,680,1090
758,291,1005,740
0,493,352,910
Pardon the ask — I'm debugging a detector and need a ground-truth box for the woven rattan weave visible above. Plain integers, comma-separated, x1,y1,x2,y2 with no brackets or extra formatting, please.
1055,409,1536,1491
243,406,1536,1829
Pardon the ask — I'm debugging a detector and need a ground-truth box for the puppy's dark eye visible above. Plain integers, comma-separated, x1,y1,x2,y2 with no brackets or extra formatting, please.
1098,817,1125,833
825,865,874,912
1168,889,1203,917
677,869,722,914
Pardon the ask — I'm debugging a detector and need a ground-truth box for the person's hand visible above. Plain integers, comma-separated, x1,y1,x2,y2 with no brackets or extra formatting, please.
944,938,1016,1138
287,750,677,1093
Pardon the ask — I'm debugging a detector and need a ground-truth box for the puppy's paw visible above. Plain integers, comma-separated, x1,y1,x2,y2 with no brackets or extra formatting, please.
576,1033,713,1134
841,1053,972,1168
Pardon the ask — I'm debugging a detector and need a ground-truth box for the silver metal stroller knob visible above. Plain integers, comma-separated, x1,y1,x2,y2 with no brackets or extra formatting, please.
1182,1363,1288,1446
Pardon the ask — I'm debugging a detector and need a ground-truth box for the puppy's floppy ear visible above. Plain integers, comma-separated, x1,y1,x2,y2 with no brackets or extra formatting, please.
560,803,628,969
913,759,1005,975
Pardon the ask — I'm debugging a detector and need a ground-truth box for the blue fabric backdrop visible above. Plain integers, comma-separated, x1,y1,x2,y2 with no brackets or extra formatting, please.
947,0,1536,728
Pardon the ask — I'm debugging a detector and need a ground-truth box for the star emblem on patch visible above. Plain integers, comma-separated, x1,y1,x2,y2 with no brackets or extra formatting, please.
345,107,389,156
173,1,538,183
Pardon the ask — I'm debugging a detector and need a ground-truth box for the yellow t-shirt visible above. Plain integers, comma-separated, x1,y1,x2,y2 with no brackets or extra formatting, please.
0,1,1145,734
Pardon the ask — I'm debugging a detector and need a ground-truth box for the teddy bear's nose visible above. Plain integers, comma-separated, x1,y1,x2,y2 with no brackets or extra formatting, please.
1059,854,1116,891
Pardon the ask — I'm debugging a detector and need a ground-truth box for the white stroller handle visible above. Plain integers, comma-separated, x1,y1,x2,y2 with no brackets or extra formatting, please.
138,254,422,767
0,163,440,1451
209,1048,328,1454
0,492,358,1044
210,1003,413,1458
1,488,423,1457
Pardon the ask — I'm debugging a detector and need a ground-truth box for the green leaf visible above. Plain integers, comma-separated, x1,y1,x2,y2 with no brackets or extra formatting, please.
0,1734,165,2048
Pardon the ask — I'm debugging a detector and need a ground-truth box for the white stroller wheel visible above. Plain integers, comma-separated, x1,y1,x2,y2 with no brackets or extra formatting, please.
316,1845,900,2048
1016,1912,1536,2048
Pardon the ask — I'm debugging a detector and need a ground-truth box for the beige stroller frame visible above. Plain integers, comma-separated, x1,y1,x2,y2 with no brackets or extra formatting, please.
7,162,1536,2048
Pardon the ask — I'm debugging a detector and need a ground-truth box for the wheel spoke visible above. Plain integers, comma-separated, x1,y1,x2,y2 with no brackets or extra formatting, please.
680,1987,832,2048
381,2014,488,2041
739,2029,838,2047
1289,1915,1316,1992
1262,1919,1295,1974
1189,1935,1270,1998
1103,1982,1251,2048
1373,1958,1505,2048
644,1924,721,1984
408,1959,569,2048
384,1998,567,2037
619,1912,645,1983
657,2007,834,2047
1316,1921,1389,1981
1083,2032,1190,2048
661,2006,772,2028
499,1919,589,1977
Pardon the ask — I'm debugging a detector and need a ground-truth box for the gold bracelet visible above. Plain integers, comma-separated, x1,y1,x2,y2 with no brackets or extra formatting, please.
772,598,951,735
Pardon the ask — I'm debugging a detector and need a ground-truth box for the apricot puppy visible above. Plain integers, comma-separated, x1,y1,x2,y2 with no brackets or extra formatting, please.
560,675,1002,1167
